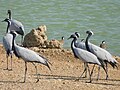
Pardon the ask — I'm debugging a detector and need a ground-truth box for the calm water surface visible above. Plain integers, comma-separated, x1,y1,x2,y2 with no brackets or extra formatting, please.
0,0,120,55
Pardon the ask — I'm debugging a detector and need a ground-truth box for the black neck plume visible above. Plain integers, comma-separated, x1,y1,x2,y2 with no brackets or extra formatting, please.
71,38,78,58
85,34,91,52
8,12,12,19
6,21,10,33
11,33,20,58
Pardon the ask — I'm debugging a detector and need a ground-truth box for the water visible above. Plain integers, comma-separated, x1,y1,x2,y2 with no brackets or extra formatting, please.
0,0,120,55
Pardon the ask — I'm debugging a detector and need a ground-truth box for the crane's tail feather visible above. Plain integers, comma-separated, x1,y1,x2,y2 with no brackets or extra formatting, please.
38,54,52,66
38,54,52,71
46,62,51,71
98,58,105,68
109,62,118,69
47,60,52,66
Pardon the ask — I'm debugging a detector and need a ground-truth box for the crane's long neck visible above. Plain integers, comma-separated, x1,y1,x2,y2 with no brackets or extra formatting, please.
6,21,10,33
85,34,91,52
12,34,16,52
8,12,12,20
12,34,20,58
71,38,78,58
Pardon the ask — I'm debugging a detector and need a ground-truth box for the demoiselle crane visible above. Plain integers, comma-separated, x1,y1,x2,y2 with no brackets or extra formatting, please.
75,32,107,80
74,32,87,78
7,10,25,44
85,30,118,80
2,18,13,70
58,36,64,46
100,40,107,49
68,34,107,83
74,32,86,50
10,31,51,83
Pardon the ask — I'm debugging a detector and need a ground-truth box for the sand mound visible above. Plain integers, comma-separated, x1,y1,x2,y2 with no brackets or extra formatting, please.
23,25,64,49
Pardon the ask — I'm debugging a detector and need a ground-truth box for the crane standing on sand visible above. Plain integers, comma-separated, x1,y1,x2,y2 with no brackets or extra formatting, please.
10,31,51,83
74,32,87,78
7,10,25,44
68,34,107,83
85,30,118,80
3,18,51,83
2,18,14,70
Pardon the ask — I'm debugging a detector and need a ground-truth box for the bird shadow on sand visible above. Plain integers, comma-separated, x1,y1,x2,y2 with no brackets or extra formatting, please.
0,80,26,84
0,80,16,84
36,74,85,81
91,78,120,86
91,81,120,86
0,77,31,84
34,74,120,86
0,74,120,86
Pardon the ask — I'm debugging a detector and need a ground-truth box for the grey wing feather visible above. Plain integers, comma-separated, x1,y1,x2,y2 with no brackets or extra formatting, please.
38,53,52,65
89,43,118,64
75,41,86,50
3,33,13,54
74,48,101,65
10,19,24,35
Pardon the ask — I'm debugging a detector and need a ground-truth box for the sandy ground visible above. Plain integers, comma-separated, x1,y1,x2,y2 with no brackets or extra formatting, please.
0,44,120,90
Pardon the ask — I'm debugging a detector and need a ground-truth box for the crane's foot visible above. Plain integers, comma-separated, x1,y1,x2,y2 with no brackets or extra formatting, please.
86,80,92,83
23,80,25,83
81,76,87,78
3,68,9,70
75,78,80,81
4,67,12,71
23,78,26,83
96,77,99,81
105,75,108,80
8,68,12,71
96,78,99,81
36,79,39,83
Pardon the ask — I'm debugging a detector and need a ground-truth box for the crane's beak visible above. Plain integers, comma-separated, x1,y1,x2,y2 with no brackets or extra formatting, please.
1,18,8,22
67,36,72,40
67,37,70,40
68,34,76,40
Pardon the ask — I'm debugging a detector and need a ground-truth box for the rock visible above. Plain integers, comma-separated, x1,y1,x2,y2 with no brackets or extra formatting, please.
23,25,47,47
45,39,62,49
23,25,64,49
37,25,47,33
49,40,61,48
45,36,64,49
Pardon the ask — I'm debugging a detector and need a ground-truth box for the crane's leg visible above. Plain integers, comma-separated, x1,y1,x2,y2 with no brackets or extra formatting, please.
90,64,95,76
75,63,87,81
79,67,87,78
96,66,100,80
4,54,9,70
87,64,95,83
101,63,108,80
105,62,108,80
97,63,108,80
79,63,87,78
9,54,13,71
7,55,9,70
32,63,39,83
86,64,91,83
23,62,27,83
84,63,87,78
